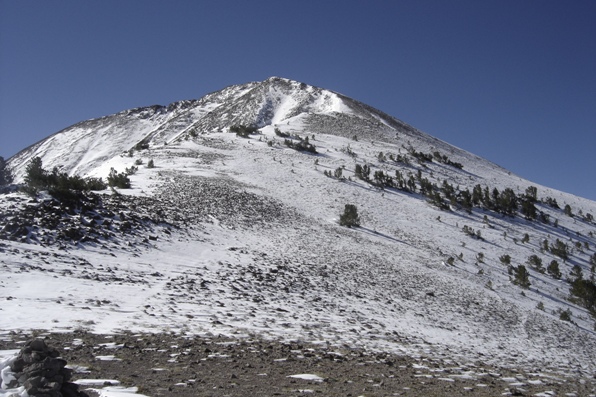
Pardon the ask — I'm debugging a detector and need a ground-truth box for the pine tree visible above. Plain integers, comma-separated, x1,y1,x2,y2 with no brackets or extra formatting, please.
570,265,583,282
339,204,360,228
24,156,48,192
512,265,531,288
0,156,14,186
499,254,511,266
527,255,543,272
547,260,562,279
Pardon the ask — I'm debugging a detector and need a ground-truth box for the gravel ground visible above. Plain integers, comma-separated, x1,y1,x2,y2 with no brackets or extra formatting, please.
2,331,594,397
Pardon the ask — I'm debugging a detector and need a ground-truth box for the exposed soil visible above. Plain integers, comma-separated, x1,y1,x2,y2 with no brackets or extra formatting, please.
2,331,594,397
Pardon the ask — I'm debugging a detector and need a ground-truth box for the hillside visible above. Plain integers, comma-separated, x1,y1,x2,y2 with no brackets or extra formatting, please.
2,77,596,395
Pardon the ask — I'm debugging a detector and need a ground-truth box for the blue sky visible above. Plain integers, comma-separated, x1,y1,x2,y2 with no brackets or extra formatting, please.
1,1,595,200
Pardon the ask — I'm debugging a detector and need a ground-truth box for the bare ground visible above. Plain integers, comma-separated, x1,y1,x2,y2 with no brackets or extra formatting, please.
2,331,594,397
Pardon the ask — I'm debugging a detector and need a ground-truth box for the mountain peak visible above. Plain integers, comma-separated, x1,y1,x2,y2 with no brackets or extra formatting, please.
3,77,596,380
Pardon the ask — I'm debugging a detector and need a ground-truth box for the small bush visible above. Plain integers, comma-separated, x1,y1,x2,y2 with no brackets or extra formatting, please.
499,254,511,266
21,157,106,204
274,127,289,138
283,136,317,154
558,308,573,322
527,255,544,273
107,168,131,189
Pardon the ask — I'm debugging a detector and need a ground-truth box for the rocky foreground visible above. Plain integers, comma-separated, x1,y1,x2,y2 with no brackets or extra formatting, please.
1,331,594,397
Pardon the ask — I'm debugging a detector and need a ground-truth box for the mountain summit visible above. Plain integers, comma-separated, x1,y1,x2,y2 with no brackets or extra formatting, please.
8,77,437,179
2,78,596,388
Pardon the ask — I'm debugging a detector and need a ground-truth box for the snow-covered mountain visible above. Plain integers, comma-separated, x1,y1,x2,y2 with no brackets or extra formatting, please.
2,77,596,384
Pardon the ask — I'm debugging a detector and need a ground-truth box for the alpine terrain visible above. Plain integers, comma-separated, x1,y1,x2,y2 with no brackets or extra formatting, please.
1,77,596,396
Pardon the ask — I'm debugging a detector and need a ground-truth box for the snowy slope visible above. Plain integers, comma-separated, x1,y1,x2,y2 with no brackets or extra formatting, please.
2,77,596,380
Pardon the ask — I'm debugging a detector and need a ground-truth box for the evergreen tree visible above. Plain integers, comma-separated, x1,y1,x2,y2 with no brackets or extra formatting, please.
570,265,583,282
547,260,562,279
458,189,473,214
512,265,531,288
499,188,518,216
526,254,544,273
570,278,596,315
334,167,343,179
520,196,537,220
107,168,131,189
24,156,48,192
0,156,13,186
525,186,538,202
339,204,360,228
472,184,482,206
499,254,511,266
354,164,363,179
550,239,569,260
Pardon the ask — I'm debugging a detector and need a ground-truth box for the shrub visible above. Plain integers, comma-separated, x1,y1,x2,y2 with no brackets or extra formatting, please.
558,308,573,322
135,141,149,151
283,136,317,153
339,204,360,228
274,127,289,138
231,125,258,138
527,255,544,273
22,157,106,201
107,168,131,189
499,254,511,266
147,159,155,168
334,167,343,179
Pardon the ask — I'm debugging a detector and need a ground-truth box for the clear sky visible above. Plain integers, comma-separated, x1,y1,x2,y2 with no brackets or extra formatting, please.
1,1,595,200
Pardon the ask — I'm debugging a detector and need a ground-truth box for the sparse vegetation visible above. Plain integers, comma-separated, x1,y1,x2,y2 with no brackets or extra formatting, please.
231,125,258,138
283,135,317,153
107,168,131,189
23,156,107,199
